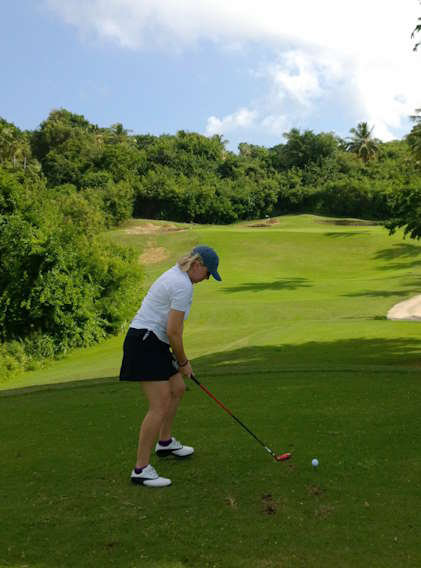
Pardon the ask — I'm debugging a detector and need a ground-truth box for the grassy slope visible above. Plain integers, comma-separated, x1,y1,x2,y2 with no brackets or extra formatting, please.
4,214,421,390
1,215,420,568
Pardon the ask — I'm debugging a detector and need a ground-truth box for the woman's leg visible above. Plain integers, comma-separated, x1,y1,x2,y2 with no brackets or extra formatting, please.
136,381,171,469
159,372,186,441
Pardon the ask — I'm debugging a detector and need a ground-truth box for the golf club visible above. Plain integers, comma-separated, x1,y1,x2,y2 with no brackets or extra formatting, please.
190,373,291,462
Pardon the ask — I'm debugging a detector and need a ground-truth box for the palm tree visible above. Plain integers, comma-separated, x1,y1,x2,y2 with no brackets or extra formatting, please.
105,123,133,144
345,122,380,163
0,124,15,161
12,137,31,170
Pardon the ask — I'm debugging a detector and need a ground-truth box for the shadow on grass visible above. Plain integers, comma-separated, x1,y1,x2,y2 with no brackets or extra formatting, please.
2,337,421,399
319,218,381,227
325,232,369,238
221,278,312,294
376,260,421,271
0,376,117,398
374,243,421,261
193,337,421,377
342,288,418,298
405,277,421,289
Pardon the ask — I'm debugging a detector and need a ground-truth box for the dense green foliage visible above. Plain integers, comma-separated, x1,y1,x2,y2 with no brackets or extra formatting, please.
407,109,421,161
2,108,419,228
386,110,421,238
131,125,421,224
2,109,420,230
0,117,142,380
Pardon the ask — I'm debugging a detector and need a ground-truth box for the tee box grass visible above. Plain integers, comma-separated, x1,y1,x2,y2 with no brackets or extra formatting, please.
1,214,420,567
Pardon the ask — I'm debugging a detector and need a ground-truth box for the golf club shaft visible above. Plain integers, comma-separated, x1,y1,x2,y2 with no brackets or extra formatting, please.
190,373,276,458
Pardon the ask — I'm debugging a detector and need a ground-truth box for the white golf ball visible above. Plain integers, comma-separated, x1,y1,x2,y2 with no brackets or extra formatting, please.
312,458,319,467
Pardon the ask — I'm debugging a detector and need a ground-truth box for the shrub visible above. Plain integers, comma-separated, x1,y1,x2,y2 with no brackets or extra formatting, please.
316,178,390,219
0,169,142,381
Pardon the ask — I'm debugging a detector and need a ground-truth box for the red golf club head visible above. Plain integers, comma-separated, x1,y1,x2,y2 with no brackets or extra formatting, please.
274,452,292,462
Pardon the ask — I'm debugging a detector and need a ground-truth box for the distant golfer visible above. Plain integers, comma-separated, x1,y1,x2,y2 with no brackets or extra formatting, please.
119,245,222,487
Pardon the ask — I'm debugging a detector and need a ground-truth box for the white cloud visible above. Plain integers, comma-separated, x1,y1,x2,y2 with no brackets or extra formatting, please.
206,108,257,136
349,53,420,140
46,0,421,143
260,114,288,137
45,0,417,53
266,52,323,108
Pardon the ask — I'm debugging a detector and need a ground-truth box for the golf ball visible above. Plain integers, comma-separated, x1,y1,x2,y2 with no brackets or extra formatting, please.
312,458,319,467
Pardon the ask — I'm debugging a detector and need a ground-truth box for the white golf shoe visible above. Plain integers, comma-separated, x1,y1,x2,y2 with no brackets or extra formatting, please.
155,437,194,458
130,465,171,487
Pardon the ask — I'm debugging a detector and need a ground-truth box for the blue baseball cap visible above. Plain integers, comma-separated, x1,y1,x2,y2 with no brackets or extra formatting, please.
193,245,222,281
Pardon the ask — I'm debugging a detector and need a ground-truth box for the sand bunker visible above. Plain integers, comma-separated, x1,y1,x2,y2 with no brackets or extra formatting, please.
320,219,380,227
125,223,185,235
387,295,421,321
248,219,279,228
139,247,169,265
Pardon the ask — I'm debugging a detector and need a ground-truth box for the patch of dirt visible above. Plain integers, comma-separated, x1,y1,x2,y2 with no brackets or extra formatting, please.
319,218,381,227
249,218,279,228
307,484,324,497
125,222,186,235
314,504,335,518
105,541,120,549
139,247,169,265
224,495,238,509
262,494,277,515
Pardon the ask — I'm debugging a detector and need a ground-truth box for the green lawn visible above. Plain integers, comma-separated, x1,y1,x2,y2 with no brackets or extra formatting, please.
1,215,420,567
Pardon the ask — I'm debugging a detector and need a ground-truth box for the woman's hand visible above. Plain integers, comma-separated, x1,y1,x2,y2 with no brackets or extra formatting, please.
179,360,193,378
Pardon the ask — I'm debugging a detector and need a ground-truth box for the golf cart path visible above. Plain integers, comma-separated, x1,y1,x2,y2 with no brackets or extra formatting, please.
387,295,421,321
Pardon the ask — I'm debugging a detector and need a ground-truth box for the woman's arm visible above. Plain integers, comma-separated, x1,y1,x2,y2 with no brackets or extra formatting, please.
167,309,192,376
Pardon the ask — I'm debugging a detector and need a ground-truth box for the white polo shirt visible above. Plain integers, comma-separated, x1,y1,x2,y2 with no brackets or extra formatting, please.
130,264,193,344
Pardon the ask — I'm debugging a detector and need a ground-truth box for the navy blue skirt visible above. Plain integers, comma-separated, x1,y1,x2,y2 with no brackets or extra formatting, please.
119,328,179,381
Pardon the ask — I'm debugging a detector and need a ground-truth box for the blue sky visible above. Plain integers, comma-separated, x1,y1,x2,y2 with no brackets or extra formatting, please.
2,1,421,150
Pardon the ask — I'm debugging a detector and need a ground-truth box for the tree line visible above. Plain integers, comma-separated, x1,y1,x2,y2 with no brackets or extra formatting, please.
3,109,421,224
1,108,421,379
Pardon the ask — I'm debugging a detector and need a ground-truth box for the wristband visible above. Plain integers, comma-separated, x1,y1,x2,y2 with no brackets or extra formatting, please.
178,359,188,367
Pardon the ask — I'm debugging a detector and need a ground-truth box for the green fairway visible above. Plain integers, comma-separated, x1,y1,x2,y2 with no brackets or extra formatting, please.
6,214,421,389
1,214,421,567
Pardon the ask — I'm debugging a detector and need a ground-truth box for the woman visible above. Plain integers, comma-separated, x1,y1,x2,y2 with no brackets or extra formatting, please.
120,245,222,487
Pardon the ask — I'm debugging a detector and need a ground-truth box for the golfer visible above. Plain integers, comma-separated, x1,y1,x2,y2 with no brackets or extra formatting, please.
119,245,222,487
